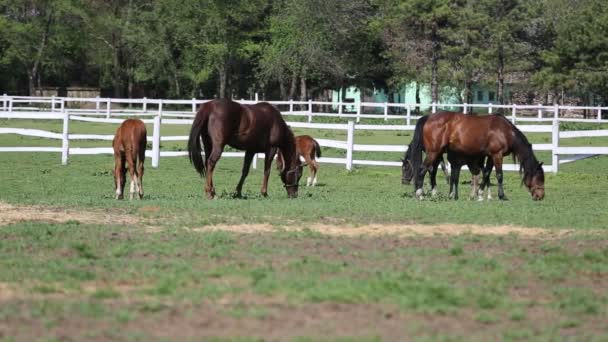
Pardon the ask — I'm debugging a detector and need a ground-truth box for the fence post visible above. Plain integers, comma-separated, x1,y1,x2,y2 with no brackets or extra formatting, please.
252,153,258,169
2,94,6,112
61,105,69,165
95,96,100,115
538,104,542,119
488,103,493,114
192,98,196,113
106,98,111,119
356,101,361,123
152,114,161,168
406,104,411,126
597,107,602,121
255,93,259,103
289,99,293,114
346,121,355,171
338,99,343,117
8,95,13,113
432,103,436,114
143,97,148,113
511,104,516,123
383,102,388,121
51,95,56,112
308,99,313,123
552,105,559,174
463,103,468,114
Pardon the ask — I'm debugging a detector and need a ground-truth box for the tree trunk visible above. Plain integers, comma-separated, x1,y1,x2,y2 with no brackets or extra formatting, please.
464,79,472,105
289,71,297,100
415,83,421,114
218,63,227,99
497,44,505,105
279,78,286,100
300,72,307,101
28,11,53,96
430,24,439,104
112,35,121,98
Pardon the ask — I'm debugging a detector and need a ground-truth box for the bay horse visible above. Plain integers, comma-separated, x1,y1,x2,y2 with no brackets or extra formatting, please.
411,111,545,201
187,99,302,199
277,135,322,186
112,119,146,200
402,145,492,200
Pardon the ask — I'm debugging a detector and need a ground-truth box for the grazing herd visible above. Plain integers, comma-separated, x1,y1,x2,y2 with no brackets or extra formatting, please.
111,99,545,201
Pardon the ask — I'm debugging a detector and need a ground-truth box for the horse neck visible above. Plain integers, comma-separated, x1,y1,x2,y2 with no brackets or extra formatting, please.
280,131,298,169
510,128,538,176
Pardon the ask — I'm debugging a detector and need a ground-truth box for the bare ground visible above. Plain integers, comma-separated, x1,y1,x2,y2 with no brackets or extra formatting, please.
0,201,584,238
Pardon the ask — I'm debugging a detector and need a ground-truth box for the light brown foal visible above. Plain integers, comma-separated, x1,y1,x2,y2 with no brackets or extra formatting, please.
112,119,147,200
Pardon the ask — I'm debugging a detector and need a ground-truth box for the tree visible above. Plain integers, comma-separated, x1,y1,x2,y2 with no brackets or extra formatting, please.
533,0,608,104
378,0,460,104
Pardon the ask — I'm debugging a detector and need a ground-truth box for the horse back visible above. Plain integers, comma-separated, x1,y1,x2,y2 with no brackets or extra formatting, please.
113,119,147,155
424,112,513,155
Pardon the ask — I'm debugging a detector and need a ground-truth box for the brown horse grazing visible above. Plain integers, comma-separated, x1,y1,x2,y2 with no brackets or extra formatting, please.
112,119,147,200
401,143,450,189
411,112,545,201
277,135,322,186
188,99,302,199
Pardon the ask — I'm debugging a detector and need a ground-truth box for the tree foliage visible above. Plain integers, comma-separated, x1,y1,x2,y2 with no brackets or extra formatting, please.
1,0,608,104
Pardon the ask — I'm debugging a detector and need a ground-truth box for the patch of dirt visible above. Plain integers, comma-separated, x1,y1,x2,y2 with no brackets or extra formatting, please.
195,222,578,238
0,201,139,227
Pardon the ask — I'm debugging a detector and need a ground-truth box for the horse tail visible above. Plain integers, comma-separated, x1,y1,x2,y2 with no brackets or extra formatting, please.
411,115,430,189
188,103,211,177
313,138,322,159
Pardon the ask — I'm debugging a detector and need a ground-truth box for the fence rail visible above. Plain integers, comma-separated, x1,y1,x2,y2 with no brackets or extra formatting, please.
2,95,608,173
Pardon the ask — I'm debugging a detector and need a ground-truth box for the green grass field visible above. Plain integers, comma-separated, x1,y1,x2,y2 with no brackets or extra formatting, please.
1,118,607,341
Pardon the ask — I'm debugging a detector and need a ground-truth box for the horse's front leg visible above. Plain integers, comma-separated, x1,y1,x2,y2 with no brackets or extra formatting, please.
491,155,506,200
235,151,255,198
479,158,494,200
429,158,441,197
261,148,277,197
415,152,439,199
449,163,461,200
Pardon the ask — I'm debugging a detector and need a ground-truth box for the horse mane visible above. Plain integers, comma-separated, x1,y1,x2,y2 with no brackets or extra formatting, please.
499,116,539,183
410,115,430,190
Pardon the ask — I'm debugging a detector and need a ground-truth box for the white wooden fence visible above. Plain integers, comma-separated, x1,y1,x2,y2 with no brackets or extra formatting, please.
1,95,608,174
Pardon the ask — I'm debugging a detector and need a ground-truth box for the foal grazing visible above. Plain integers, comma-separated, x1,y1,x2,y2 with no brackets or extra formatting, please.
278,135,322,186
188,99,302,199
402,145,491,200
112,119,147,200
410,111,545,201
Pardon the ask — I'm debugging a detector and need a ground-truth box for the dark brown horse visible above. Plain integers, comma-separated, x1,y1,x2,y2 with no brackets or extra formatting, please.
411,111,545,201
402,145,492,200
277,135,322,186
187,99,302,199
112,119,147,200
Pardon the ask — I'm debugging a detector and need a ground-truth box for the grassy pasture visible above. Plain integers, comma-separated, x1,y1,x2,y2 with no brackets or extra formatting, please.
1,117,608,341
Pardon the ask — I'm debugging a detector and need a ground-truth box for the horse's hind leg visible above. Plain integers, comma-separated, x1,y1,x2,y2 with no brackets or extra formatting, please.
448,163,461,200
311,160,319,186
137,151,145,200
235,151,255,198
114,151,125,200
205,145,223,200
126,149,137,200
303,155,313,186
430,158,441,196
